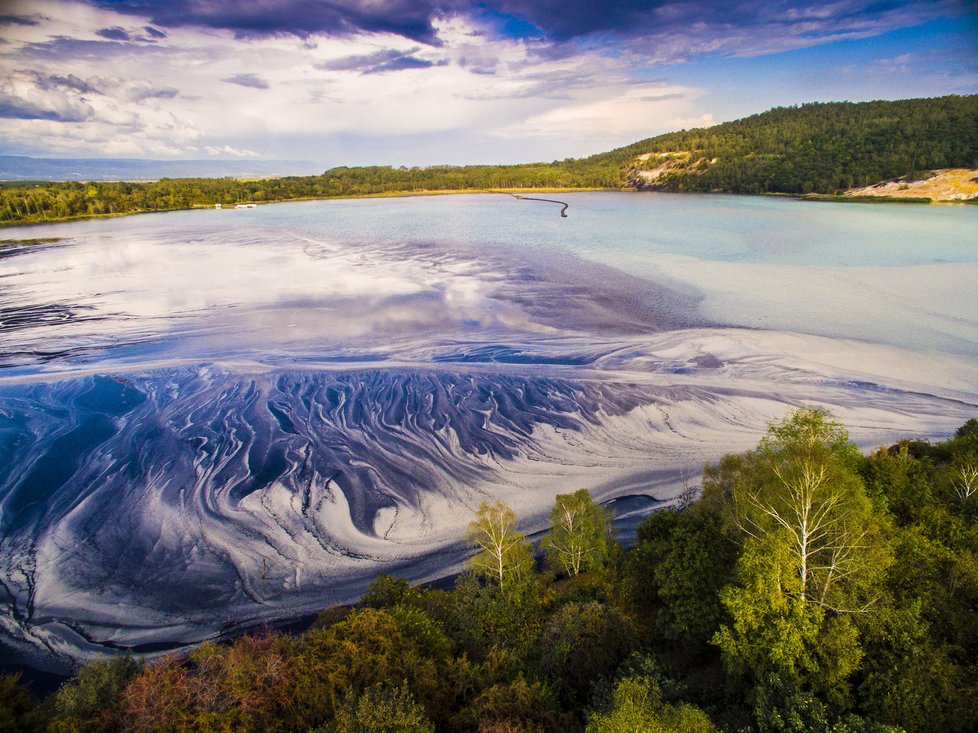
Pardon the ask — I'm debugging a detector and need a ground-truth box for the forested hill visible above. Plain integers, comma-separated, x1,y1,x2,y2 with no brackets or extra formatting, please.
608,94,978,194
1,94,976,224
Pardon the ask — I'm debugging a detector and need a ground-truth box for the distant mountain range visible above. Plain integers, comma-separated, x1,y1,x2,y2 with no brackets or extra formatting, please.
0,156,321,182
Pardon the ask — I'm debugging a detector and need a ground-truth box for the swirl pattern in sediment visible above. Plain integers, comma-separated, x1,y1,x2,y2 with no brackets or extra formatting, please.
2,201,978,670
0,366,671,661
3,338,976,668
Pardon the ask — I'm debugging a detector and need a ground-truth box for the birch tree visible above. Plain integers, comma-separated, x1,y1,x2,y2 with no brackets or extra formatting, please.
950,462,978,502
711,409,889,701
724,408,883,613
543,489,614,577
466,501,532,591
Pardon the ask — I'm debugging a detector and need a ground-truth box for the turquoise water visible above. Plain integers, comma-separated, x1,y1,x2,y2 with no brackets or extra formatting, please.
13,191,977,267
7,191,975,357
240,192,978,266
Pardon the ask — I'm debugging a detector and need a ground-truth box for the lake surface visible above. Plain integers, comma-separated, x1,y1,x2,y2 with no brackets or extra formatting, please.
2,192,977,670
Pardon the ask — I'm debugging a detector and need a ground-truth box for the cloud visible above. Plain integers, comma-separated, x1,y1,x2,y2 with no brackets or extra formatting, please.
94,23,171,43
222,73,270,89
88,0,449,43
364,55,445,73
0,0,970,164
77,0,970,54
31,72,100,94
316,48,447,74
0,94,94,122
15,70,178,102
205,143,261,157
1,114,203,157
0,71,95,121
96,25,132,41
485,0,968,48
0,14,43,26
492,83,710,144
21,36,151,60
457,62,623,101
117,79,179,102
0,69,185,142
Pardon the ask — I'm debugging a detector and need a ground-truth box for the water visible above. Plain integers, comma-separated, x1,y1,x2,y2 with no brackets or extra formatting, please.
3,193,976,364
1,192,977,670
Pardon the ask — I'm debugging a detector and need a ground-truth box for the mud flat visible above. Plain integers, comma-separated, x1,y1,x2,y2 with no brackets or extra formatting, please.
1,193,976,671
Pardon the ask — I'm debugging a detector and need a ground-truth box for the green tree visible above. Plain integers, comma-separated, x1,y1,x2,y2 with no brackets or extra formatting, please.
447,572,545,669
467,501,533,591
543,489,614,577
721,408,887,613
857,602,969,733
360,575,422,610
185,632,298,732
458,675,567,733
628,507,736,653
710,409,887,707
585,676,717,733
860,444,934,521
754,674,901,733
713,533,833,689
51,655,142,733
317,684,434,733
292,608,450,729
536,601,638,704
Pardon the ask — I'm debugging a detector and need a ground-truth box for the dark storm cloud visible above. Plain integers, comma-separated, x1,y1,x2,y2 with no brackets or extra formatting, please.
89,0,450,43
222,73,271,89
143,25,167,38
84,0,965,46
315,48,446,74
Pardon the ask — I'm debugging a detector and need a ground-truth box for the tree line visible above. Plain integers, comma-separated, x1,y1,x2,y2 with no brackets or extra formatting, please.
2,408,977,732
0,161,618,226
2,94,975,225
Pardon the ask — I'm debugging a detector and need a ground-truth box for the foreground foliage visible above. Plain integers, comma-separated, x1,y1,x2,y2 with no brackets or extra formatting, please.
3,94,975,224
4,410,977,732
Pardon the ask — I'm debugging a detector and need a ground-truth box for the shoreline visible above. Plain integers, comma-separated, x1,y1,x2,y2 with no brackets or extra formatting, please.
5,185,975,229
0,186,612,228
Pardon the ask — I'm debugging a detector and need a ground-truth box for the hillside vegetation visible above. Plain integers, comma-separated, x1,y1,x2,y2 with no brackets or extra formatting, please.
1,94,976,224
3,410,978,733
614,95,978,194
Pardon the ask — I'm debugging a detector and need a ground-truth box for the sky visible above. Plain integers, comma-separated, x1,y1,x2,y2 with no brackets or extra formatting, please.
0,0,976,167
